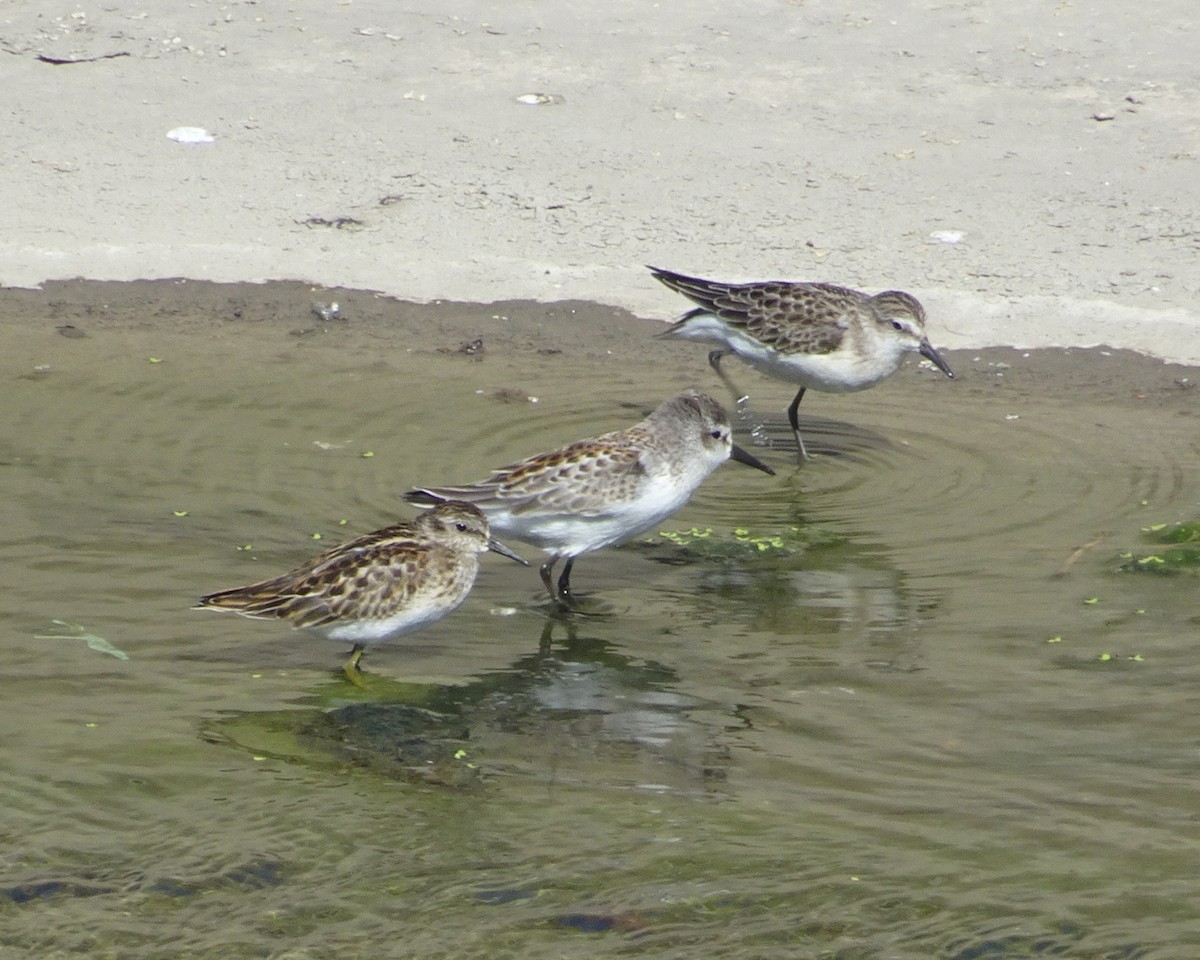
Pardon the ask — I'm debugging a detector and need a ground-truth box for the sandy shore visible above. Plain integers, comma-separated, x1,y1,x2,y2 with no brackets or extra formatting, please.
2,0,1197,362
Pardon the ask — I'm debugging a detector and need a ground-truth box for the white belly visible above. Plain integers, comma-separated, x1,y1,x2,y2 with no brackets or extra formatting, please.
319,596,464,645
669,314,905,393
487,482,696,558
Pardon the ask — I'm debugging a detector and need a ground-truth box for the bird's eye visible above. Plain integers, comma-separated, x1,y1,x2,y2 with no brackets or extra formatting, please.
709,429,724,440
891,320,904,331
455,522,468,532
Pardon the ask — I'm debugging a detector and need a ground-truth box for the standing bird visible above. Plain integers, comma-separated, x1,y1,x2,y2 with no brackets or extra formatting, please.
195,501,527,684
405,389,774,606
649,266,955,459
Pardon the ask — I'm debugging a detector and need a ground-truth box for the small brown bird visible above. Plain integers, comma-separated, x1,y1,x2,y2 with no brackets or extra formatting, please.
405,389,774,605
195,501,527,683
651,266,955,459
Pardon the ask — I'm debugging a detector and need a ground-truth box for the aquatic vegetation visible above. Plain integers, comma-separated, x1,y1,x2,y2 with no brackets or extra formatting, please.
34,620,129,660
644,523,840,563
1118,519,1200,574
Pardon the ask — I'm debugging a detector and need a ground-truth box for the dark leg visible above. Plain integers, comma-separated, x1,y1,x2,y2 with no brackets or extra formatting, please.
538,615,556,655
708,349,748,406
539,606,580,656
539,558,559,604
787,388,809,461
556,557,576,605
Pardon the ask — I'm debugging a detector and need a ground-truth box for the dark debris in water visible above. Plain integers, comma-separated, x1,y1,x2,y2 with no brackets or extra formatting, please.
8,879,112,904
556,911,650,934
7,857,284,906
145,858,285,898
943,921,1149,960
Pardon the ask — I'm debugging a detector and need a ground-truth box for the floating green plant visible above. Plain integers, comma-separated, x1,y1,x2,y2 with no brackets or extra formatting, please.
1144,520,1200,542
1118,519,1200,574
643,523,837,562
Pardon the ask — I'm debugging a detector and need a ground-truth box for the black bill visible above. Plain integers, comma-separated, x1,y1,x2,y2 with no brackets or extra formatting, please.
488,538,529,565
919,339,955,379
730,443,776,476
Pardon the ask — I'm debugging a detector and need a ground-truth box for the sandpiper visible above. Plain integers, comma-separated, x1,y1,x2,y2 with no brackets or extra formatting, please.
195,501,527,683
649,266,955,459
405,389,774,606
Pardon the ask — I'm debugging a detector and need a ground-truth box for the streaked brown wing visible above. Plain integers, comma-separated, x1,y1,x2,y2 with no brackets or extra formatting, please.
412,432,649,518
196,525,433,628
652,266,857,355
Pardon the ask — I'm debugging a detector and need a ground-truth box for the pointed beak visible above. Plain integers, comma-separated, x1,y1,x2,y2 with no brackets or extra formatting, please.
919,339,955,379
488,537,529,566
729,443,776,476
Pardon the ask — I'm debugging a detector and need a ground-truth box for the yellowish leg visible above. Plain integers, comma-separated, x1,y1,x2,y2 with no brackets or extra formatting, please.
709,350,749,406
343,645,367,687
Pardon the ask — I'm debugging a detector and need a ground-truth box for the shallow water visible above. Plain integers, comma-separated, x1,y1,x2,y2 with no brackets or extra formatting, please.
2,280,1198,959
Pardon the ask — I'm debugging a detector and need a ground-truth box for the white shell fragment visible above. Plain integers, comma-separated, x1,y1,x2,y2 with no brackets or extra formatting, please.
928,230,965,244
514,93,564,106
166,126,215,144
312,301,341,322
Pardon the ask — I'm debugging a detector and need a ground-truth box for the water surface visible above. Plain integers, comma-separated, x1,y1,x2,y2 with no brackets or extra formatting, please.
2,280,1198,959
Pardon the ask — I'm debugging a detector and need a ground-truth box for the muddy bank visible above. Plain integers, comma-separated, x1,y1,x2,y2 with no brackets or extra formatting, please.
2,278,1197,405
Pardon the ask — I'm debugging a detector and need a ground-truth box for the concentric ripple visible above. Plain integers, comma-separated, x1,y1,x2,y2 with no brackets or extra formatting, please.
715,370,1199,582
3,284,1199,960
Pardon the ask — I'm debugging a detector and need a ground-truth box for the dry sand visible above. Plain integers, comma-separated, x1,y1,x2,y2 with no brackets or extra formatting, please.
2,0,1197,362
